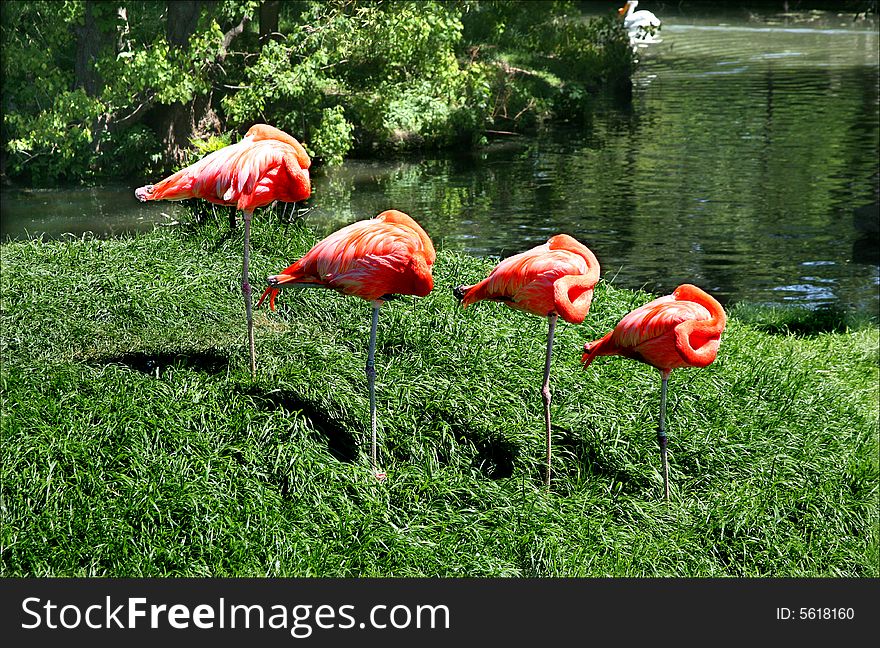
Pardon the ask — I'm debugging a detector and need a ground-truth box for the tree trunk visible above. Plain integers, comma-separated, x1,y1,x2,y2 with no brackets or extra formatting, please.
167,1,202,49
259,1,281,44
154,1,206,165
74,1,107,96
148,2,251,169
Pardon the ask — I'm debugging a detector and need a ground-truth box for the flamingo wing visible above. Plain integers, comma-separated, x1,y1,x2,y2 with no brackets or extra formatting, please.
611,296,710,349
259,211,434,307
135,130,310,210
191,139,310,211
245,124,311,170
502,250,590,310
309,220,418,293
461,234,599,321
583,291,713,370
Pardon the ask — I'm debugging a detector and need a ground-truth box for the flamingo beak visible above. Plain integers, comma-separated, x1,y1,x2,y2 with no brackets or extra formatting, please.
267,273,294,287
257,273,295,310
581,343,596,368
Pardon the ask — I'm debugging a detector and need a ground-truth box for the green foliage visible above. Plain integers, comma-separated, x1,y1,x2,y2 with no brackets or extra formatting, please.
189,132,233,156
222,1,479,157
2,0,635,184
308,106,355,165
544,13,635,88
4,90,103,183
101,124,165,178
183,131,234,168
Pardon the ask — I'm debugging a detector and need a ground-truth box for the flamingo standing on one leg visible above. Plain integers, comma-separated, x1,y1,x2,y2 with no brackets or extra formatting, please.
135,124,312,377
257,210,435,478
454,234,601,487
581,284,726,500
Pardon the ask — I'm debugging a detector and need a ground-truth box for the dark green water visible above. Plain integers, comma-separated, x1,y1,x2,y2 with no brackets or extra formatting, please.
2,6,878,314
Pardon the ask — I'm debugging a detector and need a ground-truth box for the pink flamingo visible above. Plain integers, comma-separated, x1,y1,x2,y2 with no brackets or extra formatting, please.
582,284,726,499
258,210,435,478
135,124,311,376
454,234,601,486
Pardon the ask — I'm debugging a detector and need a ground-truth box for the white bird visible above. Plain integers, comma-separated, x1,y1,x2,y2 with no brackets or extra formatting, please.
619,1,662,46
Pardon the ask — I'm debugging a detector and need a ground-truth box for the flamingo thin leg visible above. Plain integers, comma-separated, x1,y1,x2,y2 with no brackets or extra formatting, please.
542,314,558,487
242,211,256,378
658,369,671,500
366,303,382,477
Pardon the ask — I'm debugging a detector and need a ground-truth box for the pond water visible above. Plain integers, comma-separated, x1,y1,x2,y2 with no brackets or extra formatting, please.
2,4,878,314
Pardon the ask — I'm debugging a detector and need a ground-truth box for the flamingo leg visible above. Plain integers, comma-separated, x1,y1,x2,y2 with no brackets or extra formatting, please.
657,369,671,500
242,210,256,378
366,302,383,478
542,313,558,487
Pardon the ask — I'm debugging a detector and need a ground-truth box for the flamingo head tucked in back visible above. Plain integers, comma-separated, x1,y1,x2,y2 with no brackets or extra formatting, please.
257,209,435,310
581,283,726,371
453,233,600,324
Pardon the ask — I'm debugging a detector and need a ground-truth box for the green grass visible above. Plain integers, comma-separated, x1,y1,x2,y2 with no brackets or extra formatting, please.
1,216,877,577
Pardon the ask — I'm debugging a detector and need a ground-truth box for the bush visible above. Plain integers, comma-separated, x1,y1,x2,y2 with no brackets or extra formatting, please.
1,0,635,184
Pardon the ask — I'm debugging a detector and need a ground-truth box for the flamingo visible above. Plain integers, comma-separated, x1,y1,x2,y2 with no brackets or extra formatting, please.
257,210,435,479
454,234,601,487
618,1,662,45
135,123,312,377
581,284,726,500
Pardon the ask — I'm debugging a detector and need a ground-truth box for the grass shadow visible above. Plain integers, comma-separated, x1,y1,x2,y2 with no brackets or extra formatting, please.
731,303,877,336
468,433,516,480
242,387,359,463
555,426,648,492
205,226,238,254
91,350,229,377
425,403,516,480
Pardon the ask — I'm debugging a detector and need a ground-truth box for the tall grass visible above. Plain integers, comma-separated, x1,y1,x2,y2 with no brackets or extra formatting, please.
1,216,877,576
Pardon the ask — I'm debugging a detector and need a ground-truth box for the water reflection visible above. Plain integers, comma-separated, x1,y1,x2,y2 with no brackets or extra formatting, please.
302,7,879,314
0,185,187,239
0,7,877,315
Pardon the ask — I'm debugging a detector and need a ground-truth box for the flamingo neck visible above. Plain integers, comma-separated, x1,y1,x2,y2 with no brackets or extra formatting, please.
672,284,727,367
674,284,726,335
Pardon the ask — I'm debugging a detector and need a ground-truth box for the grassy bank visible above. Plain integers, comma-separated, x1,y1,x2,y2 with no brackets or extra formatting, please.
1,216,877,576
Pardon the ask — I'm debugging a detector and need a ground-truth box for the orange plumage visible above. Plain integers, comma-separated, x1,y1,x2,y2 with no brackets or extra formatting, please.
456,234,601,322
258,209,435,479
135,123,311,211
454,233,600,487
257,209,435,310
582,283,726,372
133,123,312,378
581,283,726,500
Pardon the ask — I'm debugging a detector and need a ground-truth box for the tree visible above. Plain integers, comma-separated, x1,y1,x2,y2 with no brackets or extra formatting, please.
1,0,634,184
259,0,280,44
167,0,201,47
